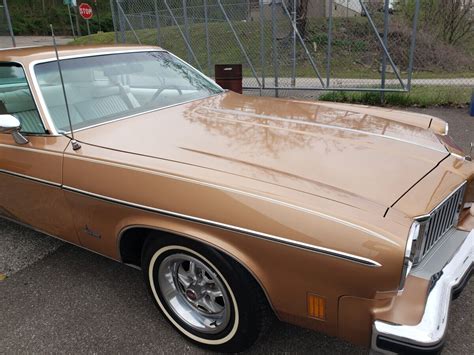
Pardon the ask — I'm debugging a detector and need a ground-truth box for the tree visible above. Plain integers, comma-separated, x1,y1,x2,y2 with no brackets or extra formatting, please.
296,0,309,38
435,0,473,44
396,0,473,45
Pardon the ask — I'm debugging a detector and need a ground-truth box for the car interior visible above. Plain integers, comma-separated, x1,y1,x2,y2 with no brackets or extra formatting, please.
0,64,45,134
34,54,217,132
0,52,220,134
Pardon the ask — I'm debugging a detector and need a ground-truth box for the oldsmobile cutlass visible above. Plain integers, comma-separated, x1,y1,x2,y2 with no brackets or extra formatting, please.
0,45,472,353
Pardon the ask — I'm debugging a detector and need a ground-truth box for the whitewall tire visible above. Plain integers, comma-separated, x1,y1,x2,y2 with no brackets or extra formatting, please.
141,234,272,352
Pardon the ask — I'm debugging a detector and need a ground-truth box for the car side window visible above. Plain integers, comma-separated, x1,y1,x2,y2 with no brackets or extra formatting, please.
0,62,46,134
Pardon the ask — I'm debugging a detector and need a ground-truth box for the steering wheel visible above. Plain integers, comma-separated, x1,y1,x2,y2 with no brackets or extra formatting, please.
148,85,183,104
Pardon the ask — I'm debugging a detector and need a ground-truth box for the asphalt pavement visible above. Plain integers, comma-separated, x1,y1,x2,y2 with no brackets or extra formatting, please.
1,107,473,354
0,36,72,49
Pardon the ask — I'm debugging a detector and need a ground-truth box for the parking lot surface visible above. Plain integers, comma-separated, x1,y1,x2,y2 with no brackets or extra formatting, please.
1,107,473,353
0,36,72,49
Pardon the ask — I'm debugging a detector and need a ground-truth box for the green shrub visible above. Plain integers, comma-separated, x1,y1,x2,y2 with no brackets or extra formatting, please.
9,0,113,36
319,87,471,107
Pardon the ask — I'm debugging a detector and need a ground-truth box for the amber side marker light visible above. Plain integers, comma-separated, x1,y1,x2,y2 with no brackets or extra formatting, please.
307,293,326,320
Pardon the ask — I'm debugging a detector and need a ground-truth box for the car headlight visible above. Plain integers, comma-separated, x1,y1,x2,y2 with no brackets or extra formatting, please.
399,221,420,290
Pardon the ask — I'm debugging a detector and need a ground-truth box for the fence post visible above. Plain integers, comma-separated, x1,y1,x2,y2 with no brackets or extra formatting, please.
259,0,265,93
74,4,82,37
3,0,15,47
163,0,202,71
154,0,161,45
326,0,333,88
271,0,279,97
67,4,76,39
281,1,325,87
110,0,118,43
183,0,192,64
116,0,141,44
116,0,126,43
358,0,405,90
291,0,297,87
204,0,211,77
406,0,420,91
381,0,390,104
217,0,261,89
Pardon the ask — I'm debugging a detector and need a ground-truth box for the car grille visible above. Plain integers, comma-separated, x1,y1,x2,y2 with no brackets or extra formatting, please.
414,182,466,264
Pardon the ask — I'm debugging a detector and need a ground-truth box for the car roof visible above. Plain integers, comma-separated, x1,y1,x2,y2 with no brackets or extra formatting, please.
0,45,161,65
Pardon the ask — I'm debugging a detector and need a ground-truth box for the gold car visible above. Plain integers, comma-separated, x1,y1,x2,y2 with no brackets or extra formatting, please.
0,45,472,353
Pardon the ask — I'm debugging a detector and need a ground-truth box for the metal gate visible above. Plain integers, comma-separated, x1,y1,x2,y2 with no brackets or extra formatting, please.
110,0,421,97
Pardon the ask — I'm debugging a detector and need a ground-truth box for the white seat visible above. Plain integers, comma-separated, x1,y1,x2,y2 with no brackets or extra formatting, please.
0,89,44,133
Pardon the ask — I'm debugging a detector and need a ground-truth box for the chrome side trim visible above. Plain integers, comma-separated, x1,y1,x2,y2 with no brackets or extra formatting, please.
0,215,122,266
372,229,473,351
205,107,447,153
1,148,392,253
63,185,382,268
0,169,61,187
64,154,394,244
117,224,277,315
0,143,64,156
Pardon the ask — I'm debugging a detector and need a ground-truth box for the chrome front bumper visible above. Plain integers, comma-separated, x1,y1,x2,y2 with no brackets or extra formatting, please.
371,229,473,354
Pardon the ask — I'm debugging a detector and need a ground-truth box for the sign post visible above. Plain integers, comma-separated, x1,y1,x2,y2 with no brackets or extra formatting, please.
64,0,76,39
79,2,93,36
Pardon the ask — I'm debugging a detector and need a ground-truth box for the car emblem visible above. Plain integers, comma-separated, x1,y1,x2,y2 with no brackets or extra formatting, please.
83,225,101,239
186,289,197,301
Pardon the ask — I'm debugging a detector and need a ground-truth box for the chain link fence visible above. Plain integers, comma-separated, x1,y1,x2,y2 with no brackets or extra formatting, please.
2,0,470,100
0,0,15,48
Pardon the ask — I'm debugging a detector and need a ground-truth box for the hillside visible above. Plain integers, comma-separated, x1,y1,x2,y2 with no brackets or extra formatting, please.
71,17,474,80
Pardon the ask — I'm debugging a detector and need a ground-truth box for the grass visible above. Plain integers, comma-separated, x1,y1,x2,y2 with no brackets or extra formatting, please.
318,86,472,107
71,21,473,107
70,21,474,80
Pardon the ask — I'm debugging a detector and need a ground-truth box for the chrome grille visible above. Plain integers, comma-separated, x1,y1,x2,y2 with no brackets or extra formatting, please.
414,182,466,264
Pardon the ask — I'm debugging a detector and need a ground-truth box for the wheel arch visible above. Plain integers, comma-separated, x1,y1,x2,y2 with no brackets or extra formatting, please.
117,224,277,314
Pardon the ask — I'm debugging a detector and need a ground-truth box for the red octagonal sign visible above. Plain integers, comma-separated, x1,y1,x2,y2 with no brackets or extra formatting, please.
79,3,93,20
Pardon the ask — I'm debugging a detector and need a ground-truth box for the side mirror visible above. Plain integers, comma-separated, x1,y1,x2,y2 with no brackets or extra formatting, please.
0,114,29,144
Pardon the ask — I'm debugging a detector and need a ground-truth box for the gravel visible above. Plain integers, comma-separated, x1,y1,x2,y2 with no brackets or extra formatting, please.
0,219,63,277
0,235,471,354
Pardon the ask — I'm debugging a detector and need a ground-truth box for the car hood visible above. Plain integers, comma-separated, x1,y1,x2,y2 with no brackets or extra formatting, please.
73,92,449,214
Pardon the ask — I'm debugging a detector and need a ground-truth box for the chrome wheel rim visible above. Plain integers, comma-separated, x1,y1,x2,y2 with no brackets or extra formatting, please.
158,253,231,334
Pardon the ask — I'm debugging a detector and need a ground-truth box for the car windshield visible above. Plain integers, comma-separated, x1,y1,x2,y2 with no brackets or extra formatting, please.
34,51,223,132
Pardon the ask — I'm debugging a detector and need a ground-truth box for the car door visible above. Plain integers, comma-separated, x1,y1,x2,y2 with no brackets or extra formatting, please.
0,62,78,244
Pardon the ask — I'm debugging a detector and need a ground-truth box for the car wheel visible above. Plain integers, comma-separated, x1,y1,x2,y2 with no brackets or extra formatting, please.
141,234,272,352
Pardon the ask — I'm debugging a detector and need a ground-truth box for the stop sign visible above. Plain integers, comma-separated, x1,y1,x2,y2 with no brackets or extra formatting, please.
79,3,93,20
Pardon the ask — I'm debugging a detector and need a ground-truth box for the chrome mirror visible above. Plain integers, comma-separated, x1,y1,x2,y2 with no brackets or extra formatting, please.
0,114,28,144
